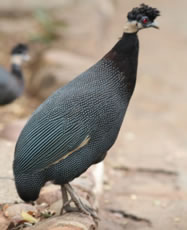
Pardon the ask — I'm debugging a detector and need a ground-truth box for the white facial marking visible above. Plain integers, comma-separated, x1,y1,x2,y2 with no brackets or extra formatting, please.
11,55,23,66
23,54,30,61
11,54,30,65
124,20,139,33
151,21,159,29
137,22,143,29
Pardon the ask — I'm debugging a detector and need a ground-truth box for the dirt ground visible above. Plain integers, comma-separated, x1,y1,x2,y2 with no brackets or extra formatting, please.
0,0,187,229
98,1,187,229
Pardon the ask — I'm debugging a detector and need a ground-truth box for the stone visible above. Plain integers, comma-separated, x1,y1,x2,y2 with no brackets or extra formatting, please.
37,184,62,206
28,50,94,99
4,203,37,221
0,213,9,230
24,213,96,230
0,139,20,203
49,227,83,230
0,119,27,141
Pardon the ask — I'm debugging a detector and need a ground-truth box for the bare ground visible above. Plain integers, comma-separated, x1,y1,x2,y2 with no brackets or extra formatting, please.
98,1,187,229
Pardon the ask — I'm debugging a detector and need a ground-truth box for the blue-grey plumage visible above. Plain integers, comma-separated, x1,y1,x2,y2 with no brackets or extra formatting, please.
0,44,29,105
13,4,160,217
14,59,131,199
0,68,22,104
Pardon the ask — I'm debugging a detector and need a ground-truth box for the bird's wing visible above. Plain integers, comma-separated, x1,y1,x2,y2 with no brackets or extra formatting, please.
0,68,13,85
15,108,91,173
0,68,21,100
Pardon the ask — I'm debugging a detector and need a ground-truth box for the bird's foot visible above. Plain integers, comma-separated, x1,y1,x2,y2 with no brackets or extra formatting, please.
60,199,72,215
61,183,98,219
61,202,78,214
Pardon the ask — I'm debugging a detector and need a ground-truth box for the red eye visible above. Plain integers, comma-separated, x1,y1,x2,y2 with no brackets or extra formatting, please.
142,18,148,24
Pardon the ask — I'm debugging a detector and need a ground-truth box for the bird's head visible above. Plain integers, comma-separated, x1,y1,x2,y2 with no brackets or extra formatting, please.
124,4,160,33
11,44,30,66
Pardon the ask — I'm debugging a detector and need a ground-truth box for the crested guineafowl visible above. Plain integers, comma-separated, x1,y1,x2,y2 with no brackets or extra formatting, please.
13,4,160,218
0,44,29,105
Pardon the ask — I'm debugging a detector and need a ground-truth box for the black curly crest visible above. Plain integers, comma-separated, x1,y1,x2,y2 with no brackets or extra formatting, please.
127,4,160,22
11,44,28,55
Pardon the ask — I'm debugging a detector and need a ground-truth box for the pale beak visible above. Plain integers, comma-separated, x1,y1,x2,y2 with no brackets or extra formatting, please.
151,21,159,29
23,53,31,61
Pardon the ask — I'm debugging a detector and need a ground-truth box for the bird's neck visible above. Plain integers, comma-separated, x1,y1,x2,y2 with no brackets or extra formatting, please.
123,21,139,33
105,32,139,81
11,55,24,80
11,64,23,81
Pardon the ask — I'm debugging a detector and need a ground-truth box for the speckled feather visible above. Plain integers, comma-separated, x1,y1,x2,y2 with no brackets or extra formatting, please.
0,43,28,105
0,67,24,105
12,16,146,203
13,3,161,203
13,53,137,200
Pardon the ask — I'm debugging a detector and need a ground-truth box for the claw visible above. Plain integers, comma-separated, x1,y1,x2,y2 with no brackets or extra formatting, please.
60,183,99,219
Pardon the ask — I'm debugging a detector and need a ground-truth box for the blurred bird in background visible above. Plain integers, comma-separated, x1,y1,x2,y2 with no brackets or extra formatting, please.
0,44,29,106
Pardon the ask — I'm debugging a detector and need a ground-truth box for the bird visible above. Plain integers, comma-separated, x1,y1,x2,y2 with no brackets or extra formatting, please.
0,44,29,105
13,4,160,218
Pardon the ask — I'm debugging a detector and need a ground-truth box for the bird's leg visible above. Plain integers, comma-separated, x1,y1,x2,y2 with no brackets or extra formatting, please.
60,185,82,214
60,185,73,214
64,183,98,219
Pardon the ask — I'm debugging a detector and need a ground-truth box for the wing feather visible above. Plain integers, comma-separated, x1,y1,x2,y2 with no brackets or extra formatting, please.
14,112,90,173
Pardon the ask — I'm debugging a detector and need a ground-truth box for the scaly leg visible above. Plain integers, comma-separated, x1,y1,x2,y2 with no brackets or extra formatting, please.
60,185,78,214
60,185,69,214
60,183,98,219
